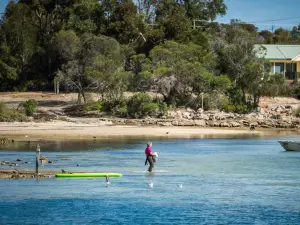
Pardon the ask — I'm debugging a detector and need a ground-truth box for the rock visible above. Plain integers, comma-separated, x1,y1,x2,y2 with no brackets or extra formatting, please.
250,122,258,126
182,112,192,119
230,121,241,127
273,106,285,113
167,111,177,118
214,113,226,120
60,158,69,160
256,107,265,114
193,113,209,120
170,120,178,126
206,120,214,127
270,114,281,120
125,119,139,125
197,108,204,114
194,120,206,127
186,108,194,112
157,122,172,126
213,121,220,127
16,159,23,162
176,111,183,119
220,122,230,127
178,120,195,126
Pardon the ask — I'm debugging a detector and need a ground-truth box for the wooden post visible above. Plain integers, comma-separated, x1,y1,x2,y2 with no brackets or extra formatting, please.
36,144,40,175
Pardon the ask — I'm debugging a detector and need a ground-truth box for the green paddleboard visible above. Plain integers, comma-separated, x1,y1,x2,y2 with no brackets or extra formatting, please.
55,173,122,178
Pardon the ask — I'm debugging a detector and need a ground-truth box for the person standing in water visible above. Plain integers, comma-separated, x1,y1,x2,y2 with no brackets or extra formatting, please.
145,142,156,172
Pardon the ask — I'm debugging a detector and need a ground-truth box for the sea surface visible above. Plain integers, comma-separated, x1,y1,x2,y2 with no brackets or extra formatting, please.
0,134,300,224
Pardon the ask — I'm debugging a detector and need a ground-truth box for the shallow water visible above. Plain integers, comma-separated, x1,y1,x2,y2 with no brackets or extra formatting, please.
1,135,300,224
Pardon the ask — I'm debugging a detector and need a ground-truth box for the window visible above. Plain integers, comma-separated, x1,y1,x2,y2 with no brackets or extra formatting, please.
286,63,297,72
274,62,284,73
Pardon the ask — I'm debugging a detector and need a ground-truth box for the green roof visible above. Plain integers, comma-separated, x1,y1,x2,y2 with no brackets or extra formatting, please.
255,44,300,60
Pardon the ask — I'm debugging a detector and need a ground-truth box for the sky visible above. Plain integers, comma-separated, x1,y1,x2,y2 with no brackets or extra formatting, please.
216,0,300,31
0,0,299,31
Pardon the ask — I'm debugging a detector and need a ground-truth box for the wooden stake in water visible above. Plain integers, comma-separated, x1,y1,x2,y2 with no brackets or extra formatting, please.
36,145,40,175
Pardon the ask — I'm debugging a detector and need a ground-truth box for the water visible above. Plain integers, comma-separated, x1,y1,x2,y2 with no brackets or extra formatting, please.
1,136,300,224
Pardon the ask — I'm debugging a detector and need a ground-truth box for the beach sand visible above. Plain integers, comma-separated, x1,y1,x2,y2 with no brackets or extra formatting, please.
0,121,262,141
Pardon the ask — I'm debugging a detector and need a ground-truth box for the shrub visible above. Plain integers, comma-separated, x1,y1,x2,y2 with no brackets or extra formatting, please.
126,93,168,118
222,102,252,114
103,99,128,117
294,86,300,100
21,99,38,116
82,101,103,111
294,107,300,117
0,102,27,122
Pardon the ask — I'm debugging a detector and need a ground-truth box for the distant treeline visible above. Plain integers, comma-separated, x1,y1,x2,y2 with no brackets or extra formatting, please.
0,0,298,112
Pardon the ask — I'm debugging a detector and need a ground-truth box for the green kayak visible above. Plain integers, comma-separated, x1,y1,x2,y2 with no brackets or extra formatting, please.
55,173,122,178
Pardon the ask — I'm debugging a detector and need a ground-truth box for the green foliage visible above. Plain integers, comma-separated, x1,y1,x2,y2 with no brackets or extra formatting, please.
0,102,26,122
126,93,167,119
222,87,252,113
294,86,300,100
82,101,103,112
2,0,300,115
21,99,38,116
294,107,300,117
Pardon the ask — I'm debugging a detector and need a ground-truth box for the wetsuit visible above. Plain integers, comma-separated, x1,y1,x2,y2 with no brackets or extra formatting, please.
145,147,154,172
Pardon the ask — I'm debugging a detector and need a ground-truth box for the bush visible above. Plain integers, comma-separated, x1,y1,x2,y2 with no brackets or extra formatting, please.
294,107,300,117
294,86,300,100
0,102,27,122
21,99,39,116
222,102,252,114
126,93,168,118
102,99,128,117
82,101,103,111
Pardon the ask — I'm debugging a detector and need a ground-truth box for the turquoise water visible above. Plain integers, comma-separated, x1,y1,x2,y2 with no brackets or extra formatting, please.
1,136,300,224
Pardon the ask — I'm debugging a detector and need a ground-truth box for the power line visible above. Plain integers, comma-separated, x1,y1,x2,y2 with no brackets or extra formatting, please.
248,16,300,24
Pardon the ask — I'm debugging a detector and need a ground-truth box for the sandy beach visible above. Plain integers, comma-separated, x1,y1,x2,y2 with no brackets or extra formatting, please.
0,121,263,141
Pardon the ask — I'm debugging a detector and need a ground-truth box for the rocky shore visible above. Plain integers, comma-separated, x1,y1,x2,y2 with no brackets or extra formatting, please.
0,168,56,179
66,103,300,129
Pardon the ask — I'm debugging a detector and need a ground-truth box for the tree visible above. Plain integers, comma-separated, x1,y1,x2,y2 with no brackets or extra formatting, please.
146,40,224,108
274,28,290,44
55,31,128,103
98,0,145,44
213,26,268,108
259,30,274,44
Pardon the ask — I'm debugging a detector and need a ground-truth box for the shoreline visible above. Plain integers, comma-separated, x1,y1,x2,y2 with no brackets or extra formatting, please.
0,121,296,142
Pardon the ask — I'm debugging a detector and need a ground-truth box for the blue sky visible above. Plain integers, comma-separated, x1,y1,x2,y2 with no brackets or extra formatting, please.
0,0,9,15
0,0,299,31
216,0,300,31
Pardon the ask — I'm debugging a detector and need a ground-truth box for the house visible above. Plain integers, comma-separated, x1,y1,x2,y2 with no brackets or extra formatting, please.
255,44,300,80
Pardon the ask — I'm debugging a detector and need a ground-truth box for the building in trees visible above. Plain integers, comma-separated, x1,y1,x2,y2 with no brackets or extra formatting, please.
256,44,300,80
